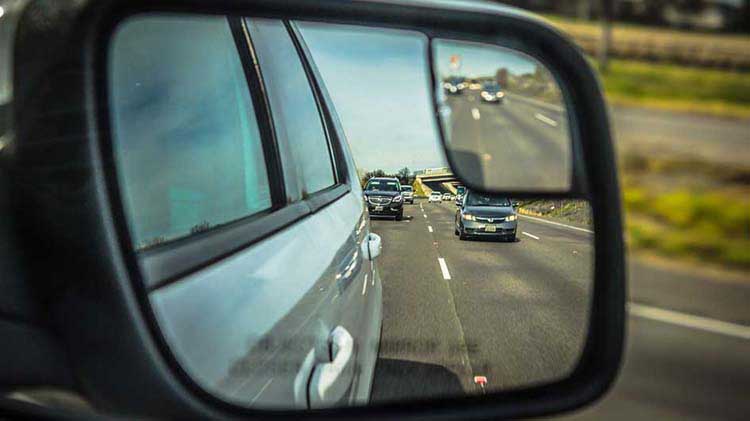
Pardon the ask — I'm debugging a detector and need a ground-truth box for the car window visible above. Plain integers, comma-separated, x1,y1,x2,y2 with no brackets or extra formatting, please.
109,15,272,249
465,194,510,207
246,19,336,197
366,180,400,191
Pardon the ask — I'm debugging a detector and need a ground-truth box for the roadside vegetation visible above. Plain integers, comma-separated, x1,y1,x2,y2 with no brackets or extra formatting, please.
518,200,592,227
541,14,750,118
517,154,750,270
621,154,750,269
541,13,750,70
600,60,750,118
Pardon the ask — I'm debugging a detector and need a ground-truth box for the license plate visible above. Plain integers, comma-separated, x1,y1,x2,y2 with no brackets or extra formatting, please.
485,225,496,232
375,206,384,212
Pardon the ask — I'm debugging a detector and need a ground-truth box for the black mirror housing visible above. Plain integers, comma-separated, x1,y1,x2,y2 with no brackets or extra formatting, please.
3,0,624,419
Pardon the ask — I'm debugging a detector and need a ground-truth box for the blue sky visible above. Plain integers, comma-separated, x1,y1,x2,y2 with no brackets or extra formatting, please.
297,22,447,174
298,23,542,174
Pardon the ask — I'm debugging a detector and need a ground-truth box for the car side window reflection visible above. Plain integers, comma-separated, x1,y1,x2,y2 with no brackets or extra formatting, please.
246,18,336,197
109,15,272,249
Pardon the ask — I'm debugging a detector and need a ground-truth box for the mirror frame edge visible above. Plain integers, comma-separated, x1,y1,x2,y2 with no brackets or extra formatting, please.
7,0,625,419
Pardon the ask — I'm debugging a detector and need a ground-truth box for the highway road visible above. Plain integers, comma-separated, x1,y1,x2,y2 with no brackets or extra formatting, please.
369,199,593,400
443,89,750,175
369,200,750,420
612,106,750,168
444,91,571,190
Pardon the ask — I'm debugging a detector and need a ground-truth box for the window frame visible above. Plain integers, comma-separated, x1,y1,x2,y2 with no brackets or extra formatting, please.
107,16,351,290
242,18,346,208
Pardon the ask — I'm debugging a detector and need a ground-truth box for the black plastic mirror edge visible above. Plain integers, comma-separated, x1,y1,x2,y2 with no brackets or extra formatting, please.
5,0,625,419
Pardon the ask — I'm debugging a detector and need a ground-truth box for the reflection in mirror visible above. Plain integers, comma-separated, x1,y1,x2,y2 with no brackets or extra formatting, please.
108,14,592,411
433,39,572,192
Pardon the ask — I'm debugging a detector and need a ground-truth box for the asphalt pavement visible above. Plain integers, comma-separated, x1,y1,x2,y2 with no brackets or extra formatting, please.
444,89,750,175
612,106,750,168
369,199,750,420
370,199,593,401
444,91,571,190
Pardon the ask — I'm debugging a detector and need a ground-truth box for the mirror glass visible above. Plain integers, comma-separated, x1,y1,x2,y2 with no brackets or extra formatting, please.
107,14,592,411
433,39,572,192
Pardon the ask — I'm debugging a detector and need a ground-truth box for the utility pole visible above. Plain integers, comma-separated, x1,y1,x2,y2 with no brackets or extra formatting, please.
598,0,613,73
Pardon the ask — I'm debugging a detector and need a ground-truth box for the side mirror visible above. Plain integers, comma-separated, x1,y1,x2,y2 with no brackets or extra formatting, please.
6,1,623,420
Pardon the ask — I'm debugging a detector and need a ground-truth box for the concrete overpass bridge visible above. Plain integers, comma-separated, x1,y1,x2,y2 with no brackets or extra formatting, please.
414,170,461,195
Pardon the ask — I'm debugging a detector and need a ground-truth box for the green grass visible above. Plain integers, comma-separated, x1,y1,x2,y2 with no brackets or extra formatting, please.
600,59,750,118
624,188,750,269
538,13,750,118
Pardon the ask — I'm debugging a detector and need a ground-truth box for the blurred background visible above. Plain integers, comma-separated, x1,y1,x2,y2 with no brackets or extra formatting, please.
487,1,749,419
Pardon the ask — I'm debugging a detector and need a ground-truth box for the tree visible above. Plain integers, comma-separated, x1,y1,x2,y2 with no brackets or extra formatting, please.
360,169,387,187
396,167,413,186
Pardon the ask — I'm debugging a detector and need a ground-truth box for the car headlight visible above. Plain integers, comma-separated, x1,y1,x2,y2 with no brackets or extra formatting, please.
393,195,402,202
463,213,475,221
506,214,517,221
497,92,505,98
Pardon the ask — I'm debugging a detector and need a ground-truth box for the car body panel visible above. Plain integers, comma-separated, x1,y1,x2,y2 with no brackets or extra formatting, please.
150,192,379,407
143,18,382,409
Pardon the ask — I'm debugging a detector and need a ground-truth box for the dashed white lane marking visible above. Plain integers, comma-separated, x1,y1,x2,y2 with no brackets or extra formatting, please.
629,303,750,340
249,378,274,404
522,231,539,240
428,225,434,233
362,274,368,295
471,108,481,120
519,214,593,234
534,112,558,127
423,214,427,218
438,258,452,280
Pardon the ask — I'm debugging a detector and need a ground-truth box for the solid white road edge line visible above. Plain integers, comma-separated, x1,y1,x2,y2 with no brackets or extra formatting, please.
438,257,451,280
629,302,750,340
534,112,558,127
362,274,368,295
522,231,540,240
519,214,593,234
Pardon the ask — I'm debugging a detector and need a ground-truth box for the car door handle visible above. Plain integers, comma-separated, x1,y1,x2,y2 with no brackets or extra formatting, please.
308,326,355,409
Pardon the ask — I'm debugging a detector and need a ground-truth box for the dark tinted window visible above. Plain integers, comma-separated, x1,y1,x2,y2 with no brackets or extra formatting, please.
466,194,511,207
365,180,400,192
109,15,272,249
246,19,336,196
